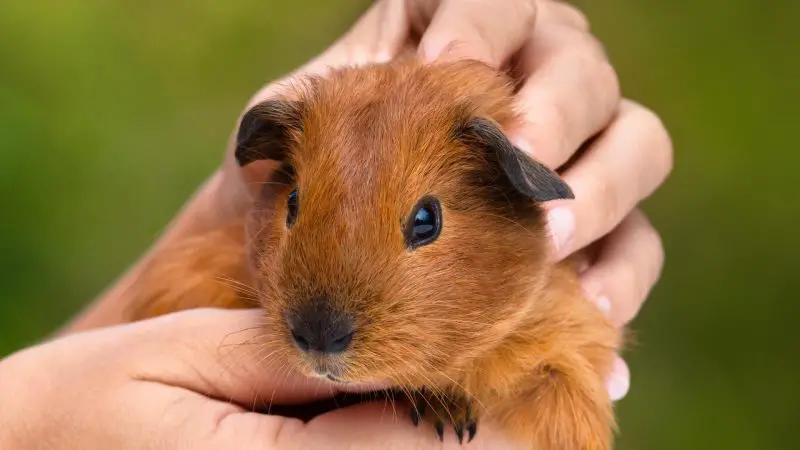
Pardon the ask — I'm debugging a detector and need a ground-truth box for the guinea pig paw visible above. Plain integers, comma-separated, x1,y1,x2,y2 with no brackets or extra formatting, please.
409,388,479,444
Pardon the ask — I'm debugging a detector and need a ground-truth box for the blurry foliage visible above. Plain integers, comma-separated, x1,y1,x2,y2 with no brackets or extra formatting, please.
1,1,797,449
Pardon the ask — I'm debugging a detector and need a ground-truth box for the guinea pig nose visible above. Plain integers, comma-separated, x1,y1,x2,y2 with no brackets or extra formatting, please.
288,305,355,354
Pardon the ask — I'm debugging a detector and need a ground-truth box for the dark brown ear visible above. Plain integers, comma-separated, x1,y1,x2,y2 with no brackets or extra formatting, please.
235,100,303,166
461,117,574,202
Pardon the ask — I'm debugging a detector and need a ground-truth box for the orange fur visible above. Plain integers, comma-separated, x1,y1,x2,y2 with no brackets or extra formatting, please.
124,220,253,318
126,58,623,449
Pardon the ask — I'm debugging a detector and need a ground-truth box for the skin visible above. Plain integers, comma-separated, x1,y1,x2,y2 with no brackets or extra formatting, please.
5,0,672,448
0,308,518,449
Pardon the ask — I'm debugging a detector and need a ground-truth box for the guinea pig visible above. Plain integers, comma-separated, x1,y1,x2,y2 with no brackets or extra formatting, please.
127,57,623,450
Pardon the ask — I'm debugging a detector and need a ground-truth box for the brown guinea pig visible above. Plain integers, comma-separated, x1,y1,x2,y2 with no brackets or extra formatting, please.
127,58,623,450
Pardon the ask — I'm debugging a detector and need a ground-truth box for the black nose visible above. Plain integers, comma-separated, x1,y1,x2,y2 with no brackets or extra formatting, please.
288,303,355,354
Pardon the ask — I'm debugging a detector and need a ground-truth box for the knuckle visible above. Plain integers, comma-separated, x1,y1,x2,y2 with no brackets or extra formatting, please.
625,102,675,182
592,175,623,233
650,230,666,282
546,99,572,138
626,103,668,142
517,0,539,28
653,122,675,180
546,0,591,31
552,30,620,127
615,261,644,324
562,32,615,84
637,211,666,284
613,210,664,324
582,36,619,103
574,31,608,63
520,94,571,154
598,60,621,101
570,8,591,32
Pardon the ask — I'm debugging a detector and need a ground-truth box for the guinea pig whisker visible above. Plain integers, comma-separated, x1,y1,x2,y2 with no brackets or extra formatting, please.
377,351,445,399
211,275,259,295
360,362,408,422
380,353,467,419
216,325,267,350
264,361,288,414
247,180,290,187
266,360,294,414
416,317,493,327
244,221,271,249
212,330,274,384
387,379,411,422
433,370,486,413
381,390,397,423
254,347,285,369
212,276,261,304
211,338,283,411
215,337,285,381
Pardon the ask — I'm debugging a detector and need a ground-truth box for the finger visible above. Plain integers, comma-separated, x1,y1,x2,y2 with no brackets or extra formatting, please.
418,0,538,67
578,209,665,327
233,0,412,210
246,0,408,109
545,100,673,259
127,308,388,409
124,360,512,450
219,402,518,450
606,355,631,402
321,0,409,67
506,23,620,170
537,0,591,31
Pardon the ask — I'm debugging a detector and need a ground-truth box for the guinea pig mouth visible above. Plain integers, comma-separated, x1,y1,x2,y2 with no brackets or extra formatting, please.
325,374,347,383
306,359,347,380
297,357,393,390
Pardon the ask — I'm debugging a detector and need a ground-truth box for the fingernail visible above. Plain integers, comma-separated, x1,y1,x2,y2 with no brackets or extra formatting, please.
595,296,612,317
421,39,472,64
546,207,575,258
607,357,630,402
510,136,533,156
420,40,441,63
350,45,369,67
375,49,393,64
573,257,590,274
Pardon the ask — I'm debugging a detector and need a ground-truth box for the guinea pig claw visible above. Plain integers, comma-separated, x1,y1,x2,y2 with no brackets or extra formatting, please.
435,421,445,441
410,388,478,444
455,423,465,444
467,420,477,443
410,395,426,426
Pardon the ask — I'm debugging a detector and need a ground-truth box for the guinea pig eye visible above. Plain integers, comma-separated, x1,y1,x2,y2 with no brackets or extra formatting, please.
405,197,442,249
286,189,299,228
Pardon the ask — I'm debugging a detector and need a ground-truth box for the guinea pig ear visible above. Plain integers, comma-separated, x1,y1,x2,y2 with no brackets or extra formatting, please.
234,100,303,166
461,117,574,202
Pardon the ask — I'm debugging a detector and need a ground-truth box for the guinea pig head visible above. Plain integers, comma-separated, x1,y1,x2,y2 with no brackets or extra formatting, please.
234,61,573,387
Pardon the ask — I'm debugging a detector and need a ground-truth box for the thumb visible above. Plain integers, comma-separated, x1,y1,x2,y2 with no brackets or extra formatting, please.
127,308,381,409
416,0,537,67
245,0,408,111
122,309,515,449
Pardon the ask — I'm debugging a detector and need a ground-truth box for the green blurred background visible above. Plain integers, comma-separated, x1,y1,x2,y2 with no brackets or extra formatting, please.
1,1,797,448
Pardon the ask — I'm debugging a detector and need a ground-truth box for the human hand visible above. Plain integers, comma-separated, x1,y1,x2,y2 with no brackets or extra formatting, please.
376,0,672,402
234,0,673,402
2,308,518,450
479,2,673,402
67,0,673,404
